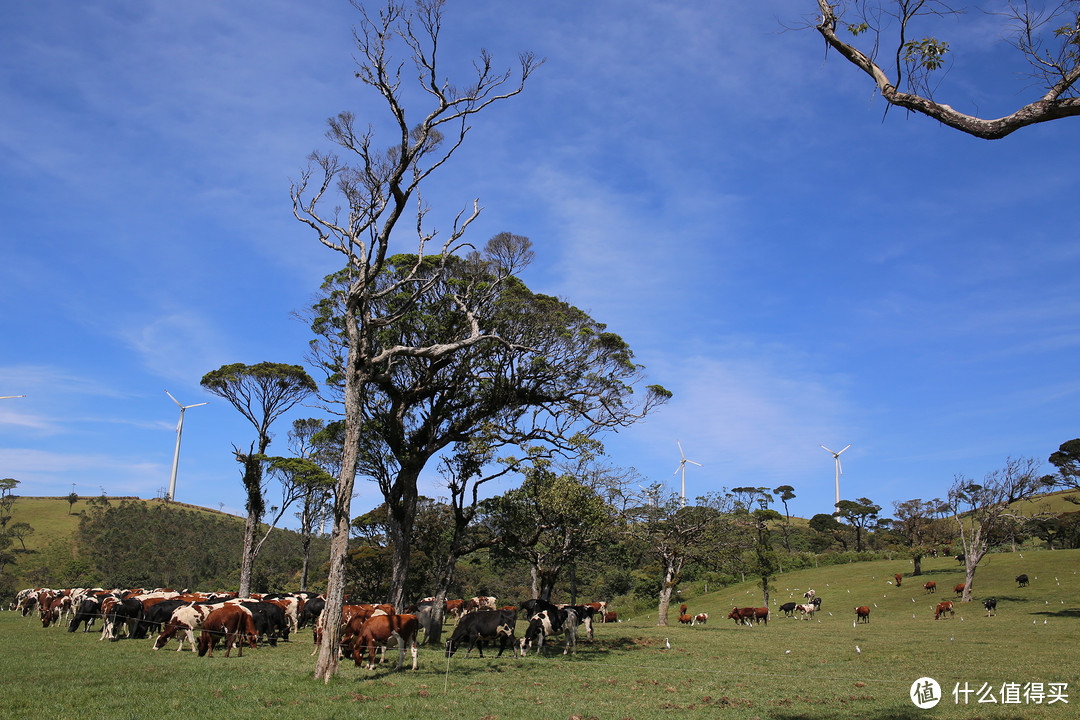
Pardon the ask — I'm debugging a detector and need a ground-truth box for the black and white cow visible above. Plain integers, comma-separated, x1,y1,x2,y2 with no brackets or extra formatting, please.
520,608,579,656
445,608,519,658
104,597,144,641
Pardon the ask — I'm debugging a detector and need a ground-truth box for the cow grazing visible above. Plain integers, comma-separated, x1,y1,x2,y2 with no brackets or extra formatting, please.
445,609,519,659
154,604,214,652
983,597,997,617
679,603,688,616
297,596,324,629
104,597,144,641
752,607,769,625
692,613,708,625
796,604,816,620
779,602,798,617
803,589,816,600
924,581,936,594
953,583,966,597
1016,574,1029,587
678,614,693,624
603,611,619,623
520,608,579,656
68,594,103,633
197,605,258,657
934,601,955,620
894,573,903,587
855,606,871,623
350,613,419,671
728,607,756,625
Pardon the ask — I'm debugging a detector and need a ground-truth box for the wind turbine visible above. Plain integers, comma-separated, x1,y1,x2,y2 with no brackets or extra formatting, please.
820,443,851,513
0,395,26,399
673,440,702,507
166,391,207,502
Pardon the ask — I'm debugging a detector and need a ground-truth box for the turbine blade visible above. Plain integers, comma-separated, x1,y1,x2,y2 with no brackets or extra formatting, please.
837,458,843,476
820,444,834,454
687,460,703,467
838,444,852,455
184,402,209,409
677,440,686,460
165,390,183,408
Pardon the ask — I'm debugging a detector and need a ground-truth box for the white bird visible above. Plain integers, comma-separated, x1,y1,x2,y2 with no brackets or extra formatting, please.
1044,619,1048,625
960,617,964,622
912,614,916,619
912,598,916,603
950,637,954,643
873,603,877,608
828,612,833,616
785,650,791,655
665,638,671,649
855,645,861,655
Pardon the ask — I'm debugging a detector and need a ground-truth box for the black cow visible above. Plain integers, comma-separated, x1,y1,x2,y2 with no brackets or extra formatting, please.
983,597,997,616
779,602,798,617
240,601,289,646
519,598,560,618
810,596,822,610
105,597,144,641
1015,574,1029,588
445,609,519,658
297,596,324,629
135,598,187,639
68,595,103,633
520,608,578,656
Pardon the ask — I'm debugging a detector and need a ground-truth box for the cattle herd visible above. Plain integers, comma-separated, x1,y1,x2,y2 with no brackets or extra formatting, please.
8,586,615,671
7,571,1033,672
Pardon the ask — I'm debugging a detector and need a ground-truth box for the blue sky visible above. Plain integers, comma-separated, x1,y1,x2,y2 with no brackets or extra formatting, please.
2,0,1078,528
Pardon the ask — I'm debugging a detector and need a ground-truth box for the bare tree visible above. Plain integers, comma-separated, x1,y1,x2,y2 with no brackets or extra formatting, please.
813,0,1080,138
291,0,539,681
947,456,1041,601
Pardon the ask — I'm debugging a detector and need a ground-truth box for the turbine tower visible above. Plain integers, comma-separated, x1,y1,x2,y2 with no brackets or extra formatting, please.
673,440,702,507
820,443,851,513
166,390,207,502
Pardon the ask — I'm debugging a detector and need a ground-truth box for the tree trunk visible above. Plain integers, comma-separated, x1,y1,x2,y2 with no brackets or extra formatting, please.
657,554,681,626
238,511,258,597
385,470,420,610
913,554,923,576
313,333,364,682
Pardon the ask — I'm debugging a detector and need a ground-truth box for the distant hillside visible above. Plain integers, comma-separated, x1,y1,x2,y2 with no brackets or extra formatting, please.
6,496,244,556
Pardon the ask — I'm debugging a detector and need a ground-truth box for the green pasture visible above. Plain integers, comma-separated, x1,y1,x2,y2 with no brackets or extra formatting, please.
2,550,1077,720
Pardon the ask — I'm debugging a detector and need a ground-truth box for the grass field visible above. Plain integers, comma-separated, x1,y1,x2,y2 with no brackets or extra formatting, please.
2,550,1077,720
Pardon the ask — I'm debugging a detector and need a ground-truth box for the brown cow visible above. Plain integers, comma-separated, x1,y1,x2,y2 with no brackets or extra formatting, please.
752,607,769,625
728,607,756,625
934,601,955,620
678,613,693,624
855,606,871,623
953,583,966,597
924,581,936,593
197,605,258,657
894,573,903,587
351,614,419,671
603,611,618,623
311,603,392,652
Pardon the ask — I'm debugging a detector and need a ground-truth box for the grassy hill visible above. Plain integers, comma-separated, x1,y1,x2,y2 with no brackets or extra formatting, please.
3,495,247,587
